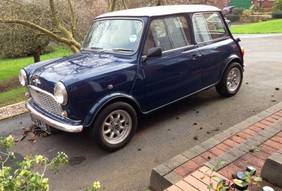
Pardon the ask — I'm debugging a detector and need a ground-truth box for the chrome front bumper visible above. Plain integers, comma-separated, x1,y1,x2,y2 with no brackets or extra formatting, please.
26,101,83,133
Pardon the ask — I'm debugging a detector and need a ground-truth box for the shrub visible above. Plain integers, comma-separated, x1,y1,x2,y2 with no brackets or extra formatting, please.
0,135,101,191
0,135,68,191
0,1,53,59
272,11,282,18
225,7,244,22
240,9,251,22
203,160,262,191
233,7,244,16
226,15,241,22
0,26,51,59
252,2,263,13
272,0,282,11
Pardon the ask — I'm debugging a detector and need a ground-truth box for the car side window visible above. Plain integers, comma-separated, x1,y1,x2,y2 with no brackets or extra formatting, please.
143,16,191,54
192,12,227,43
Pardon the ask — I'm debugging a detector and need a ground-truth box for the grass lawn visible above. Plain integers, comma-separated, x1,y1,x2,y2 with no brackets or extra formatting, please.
0,87,27,107
230,19,282,34
0,47,71,82
0,47,72,107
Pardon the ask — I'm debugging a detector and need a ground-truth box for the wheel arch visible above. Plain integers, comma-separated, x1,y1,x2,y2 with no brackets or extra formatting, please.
216,60,243,97
83,93,142,128
218,56,243,84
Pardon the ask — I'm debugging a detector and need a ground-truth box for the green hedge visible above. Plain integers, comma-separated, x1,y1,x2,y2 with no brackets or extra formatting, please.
226,15,241,22
232,7,244,15
272,12,282,18
272,0,282,12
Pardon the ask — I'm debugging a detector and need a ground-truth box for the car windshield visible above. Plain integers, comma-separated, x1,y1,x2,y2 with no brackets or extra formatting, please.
83,19,143,55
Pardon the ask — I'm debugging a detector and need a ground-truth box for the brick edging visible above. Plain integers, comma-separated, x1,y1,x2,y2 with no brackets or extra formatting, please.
150,102,282,191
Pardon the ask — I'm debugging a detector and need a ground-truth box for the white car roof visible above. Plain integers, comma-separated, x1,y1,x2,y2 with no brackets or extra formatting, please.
97,5,220,18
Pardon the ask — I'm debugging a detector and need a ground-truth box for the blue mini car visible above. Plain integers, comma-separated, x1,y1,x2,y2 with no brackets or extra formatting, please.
19,5,244,151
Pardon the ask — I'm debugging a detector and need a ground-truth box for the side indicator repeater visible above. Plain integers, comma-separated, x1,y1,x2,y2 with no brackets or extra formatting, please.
241,47,245,57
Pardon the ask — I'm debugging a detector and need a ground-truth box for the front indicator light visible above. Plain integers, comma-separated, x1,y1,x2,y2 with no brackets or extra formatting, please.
25,92,30,98
61,111,68,118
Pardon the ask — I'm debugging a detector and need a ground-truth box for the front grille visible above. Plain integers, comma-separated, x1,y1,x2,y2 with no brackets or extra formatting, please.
28,85,63,116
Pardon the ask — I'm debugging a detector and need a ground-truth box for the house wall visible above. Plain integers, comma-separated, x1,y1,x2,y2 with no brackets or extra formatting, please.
214,0,230,9
252,0,275,8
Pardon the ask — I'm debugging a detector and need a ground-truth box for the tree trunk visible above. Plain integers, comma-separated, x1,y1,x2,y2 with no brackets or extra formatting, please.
156,0,162,6
33,52,40,63
109,0,117,12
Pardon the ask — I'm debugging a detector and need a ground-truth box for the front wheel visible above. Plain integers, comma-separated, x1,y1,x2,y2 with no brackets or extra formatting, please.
216,62,243,97
92,102,137,152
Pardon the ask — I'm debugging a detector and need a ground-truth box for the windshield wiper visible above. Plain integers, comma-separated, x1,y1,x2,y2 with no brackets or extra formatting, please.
81,47,103,51
90,47,103,50
89,47,109,54
112,48,134,52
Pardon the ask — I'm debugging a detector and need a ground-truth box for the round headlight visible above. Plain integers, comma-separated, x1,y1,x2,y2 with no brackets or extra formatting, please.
54,82,68,105
19,69,28,86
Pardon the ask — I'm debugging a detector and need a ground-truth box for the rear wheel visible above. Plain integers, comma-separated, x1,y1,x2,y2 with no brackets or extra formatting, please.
216,62,243,97
92,102,137,152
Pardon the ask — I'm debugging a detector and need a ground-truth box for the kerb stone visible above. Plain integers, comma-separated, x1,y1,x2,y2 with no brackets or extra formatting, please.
261,150,282,187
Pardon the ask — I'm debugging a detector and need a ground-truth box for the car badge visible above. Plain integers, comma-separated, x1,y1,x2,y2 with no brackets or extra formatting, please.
32,78,41,86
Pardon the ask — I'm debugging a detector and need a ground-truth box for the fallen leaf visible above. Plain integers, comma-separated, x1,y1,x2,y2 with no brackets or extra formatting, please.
28,138,37,144
14,135,26,142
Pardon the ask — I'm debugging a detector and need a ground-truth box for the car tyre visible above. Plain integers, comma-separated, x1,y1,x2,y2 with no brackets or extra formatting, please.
216,62,243,97
93,102,137,152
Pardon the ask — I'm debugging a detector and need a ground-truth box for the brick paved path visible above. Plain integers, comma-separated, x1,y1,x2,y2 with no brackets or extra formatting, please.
166,111,282,191
150,103,282,191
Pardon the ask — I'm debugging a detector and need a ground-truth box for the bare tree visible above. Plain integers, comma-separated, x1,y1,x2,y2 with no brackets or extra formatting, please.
110,0,218,9
0,0,222,60
108,0,131,11
73,0,108,42
108,0,118,11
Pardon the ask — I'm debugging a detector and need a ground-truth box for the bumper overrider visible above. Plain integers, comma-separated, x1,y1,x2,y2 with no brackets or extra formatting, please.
26,99,83,133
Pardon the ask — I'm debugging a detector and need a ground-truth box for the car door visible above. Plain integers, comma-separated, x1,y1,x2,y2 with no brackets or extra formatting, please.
140,15,202,111
192,12,232,88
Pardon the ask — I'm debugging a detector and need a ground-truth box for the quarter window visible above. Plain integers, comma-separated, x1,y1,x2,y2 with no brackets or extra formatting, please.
143,16,191,53
192,12,227,43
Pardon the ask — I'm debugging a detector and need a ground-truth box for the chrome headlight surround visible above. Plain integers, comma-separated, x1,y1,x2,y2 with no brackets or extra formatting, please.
19,69,28,86
54,82,68,105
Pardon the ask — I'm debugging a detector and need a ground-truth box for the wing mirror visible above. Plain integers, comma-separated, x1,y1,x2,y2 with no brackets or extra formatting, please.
142,47,162,62
147,47,162,57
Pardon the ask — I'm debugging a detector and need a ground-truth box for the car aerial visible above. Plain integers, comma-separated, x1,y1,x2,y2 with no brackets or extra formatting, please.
19,5,245,151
